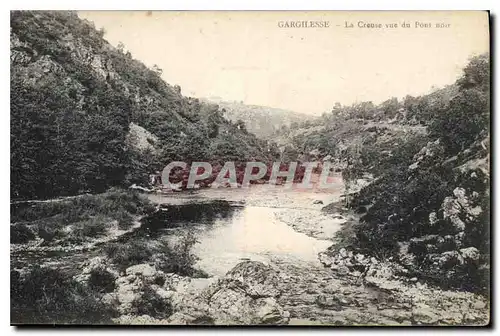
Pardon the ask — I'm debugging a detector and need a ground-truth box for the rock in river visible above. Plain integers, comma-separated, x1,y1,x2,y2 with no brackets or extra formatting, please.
201,261,290,325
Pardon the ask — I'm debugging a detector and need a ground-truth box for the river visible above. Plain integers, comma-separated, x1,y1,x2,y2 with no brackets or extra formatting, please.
146,174,345,277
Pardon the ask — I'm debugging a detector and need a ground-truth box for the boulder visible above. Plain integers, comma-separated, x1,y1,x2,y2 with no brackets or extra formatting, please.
460,247,480,263
315,294,340,309
202,261,289,325
255,297,289,324
167,312,214,325
427,251,464,270
126,264,157,277
412,307,440,324
318,252,333,267
337,266,350,275
354,254,365,263
80,256,109,274
212,260,281,298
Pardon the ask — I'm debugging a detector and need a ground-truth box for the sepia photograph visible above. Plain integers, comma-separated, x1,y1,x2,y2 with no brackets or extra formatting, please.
10,10,490,326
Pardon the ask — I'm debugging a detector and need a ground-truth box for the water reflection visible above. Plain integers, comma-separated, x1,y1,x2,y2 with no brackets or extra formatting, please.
142,200,240,232
192,206,333,276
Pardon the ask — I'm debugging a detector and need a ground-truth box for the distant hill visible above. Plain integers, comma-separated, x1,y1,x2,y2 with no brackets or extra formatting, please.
203,98,313,139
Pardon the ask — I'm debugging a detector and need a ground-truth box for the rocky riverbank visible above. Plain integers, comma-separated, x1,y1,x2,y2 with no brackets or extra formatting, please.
72,251,488,326
11,187,490,326
72,257,289,325
272,199,489,326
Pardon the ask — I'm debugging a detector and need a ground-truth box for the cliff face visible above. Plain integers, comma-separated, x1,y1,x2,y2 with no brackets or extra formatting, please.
11,11,275,199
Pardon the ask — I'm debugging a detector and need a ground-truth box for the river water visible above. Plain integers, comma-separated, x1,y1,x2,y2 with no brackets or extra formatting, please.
147,174,345,277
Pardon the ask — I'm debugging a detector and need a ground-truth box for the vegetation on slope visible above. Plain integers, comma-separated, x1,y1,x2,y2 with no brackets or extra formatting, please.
11,11,277,200
11,189,155,246
349,55,490,292
299,54,490,292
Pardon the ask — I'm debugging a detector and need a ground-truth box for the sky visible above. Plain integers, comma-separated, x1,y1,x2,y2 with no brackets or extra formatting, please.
78,11,489,115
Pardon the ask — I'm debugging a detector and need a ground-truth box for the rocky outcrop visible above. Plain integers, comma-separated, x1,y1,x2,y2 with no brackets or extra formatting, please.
113,263,176,316
126,122,159,153
199,261,289,325
319,248,413,291
440,187,483,236
99,260,289,325
345,130,490,292
278,257,489,326
146,261,291,325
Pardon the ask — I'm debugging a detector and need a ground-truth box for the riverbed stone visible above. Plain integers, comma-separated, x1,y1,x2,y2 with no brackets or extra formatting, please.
315,294,340,309
202,261,289,324
337,266,350,275
318,252,333,267
472,300,487,310
167,312,214,325
412,307,440,324
126,264,157,277
460,247,480,262
215,260,281,297
115,314,169,325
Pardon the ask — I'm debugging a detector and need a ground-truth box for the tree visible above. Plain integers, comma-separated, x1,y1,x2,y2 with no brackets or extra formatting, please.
379,97,400,119
235,119,247,132
117,41,125,53
429,53,489,154
152,64,163,76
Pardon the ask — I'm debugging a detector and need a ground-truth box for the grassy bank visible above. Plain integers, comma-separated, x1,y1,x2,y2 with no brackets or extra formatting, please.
11,188,156,246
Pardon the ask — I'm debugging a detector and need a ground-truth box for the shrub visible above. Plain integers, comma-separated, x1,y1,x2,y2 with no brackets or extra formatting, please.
429,54,489,154
11,224,35,244
11,266,117,324
34,216,67,242
88,268,116,293
70,215,109,241
131,285,172,319
155,232,201,276
11,201,67,223
115,210,134,230
104,239,156,271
